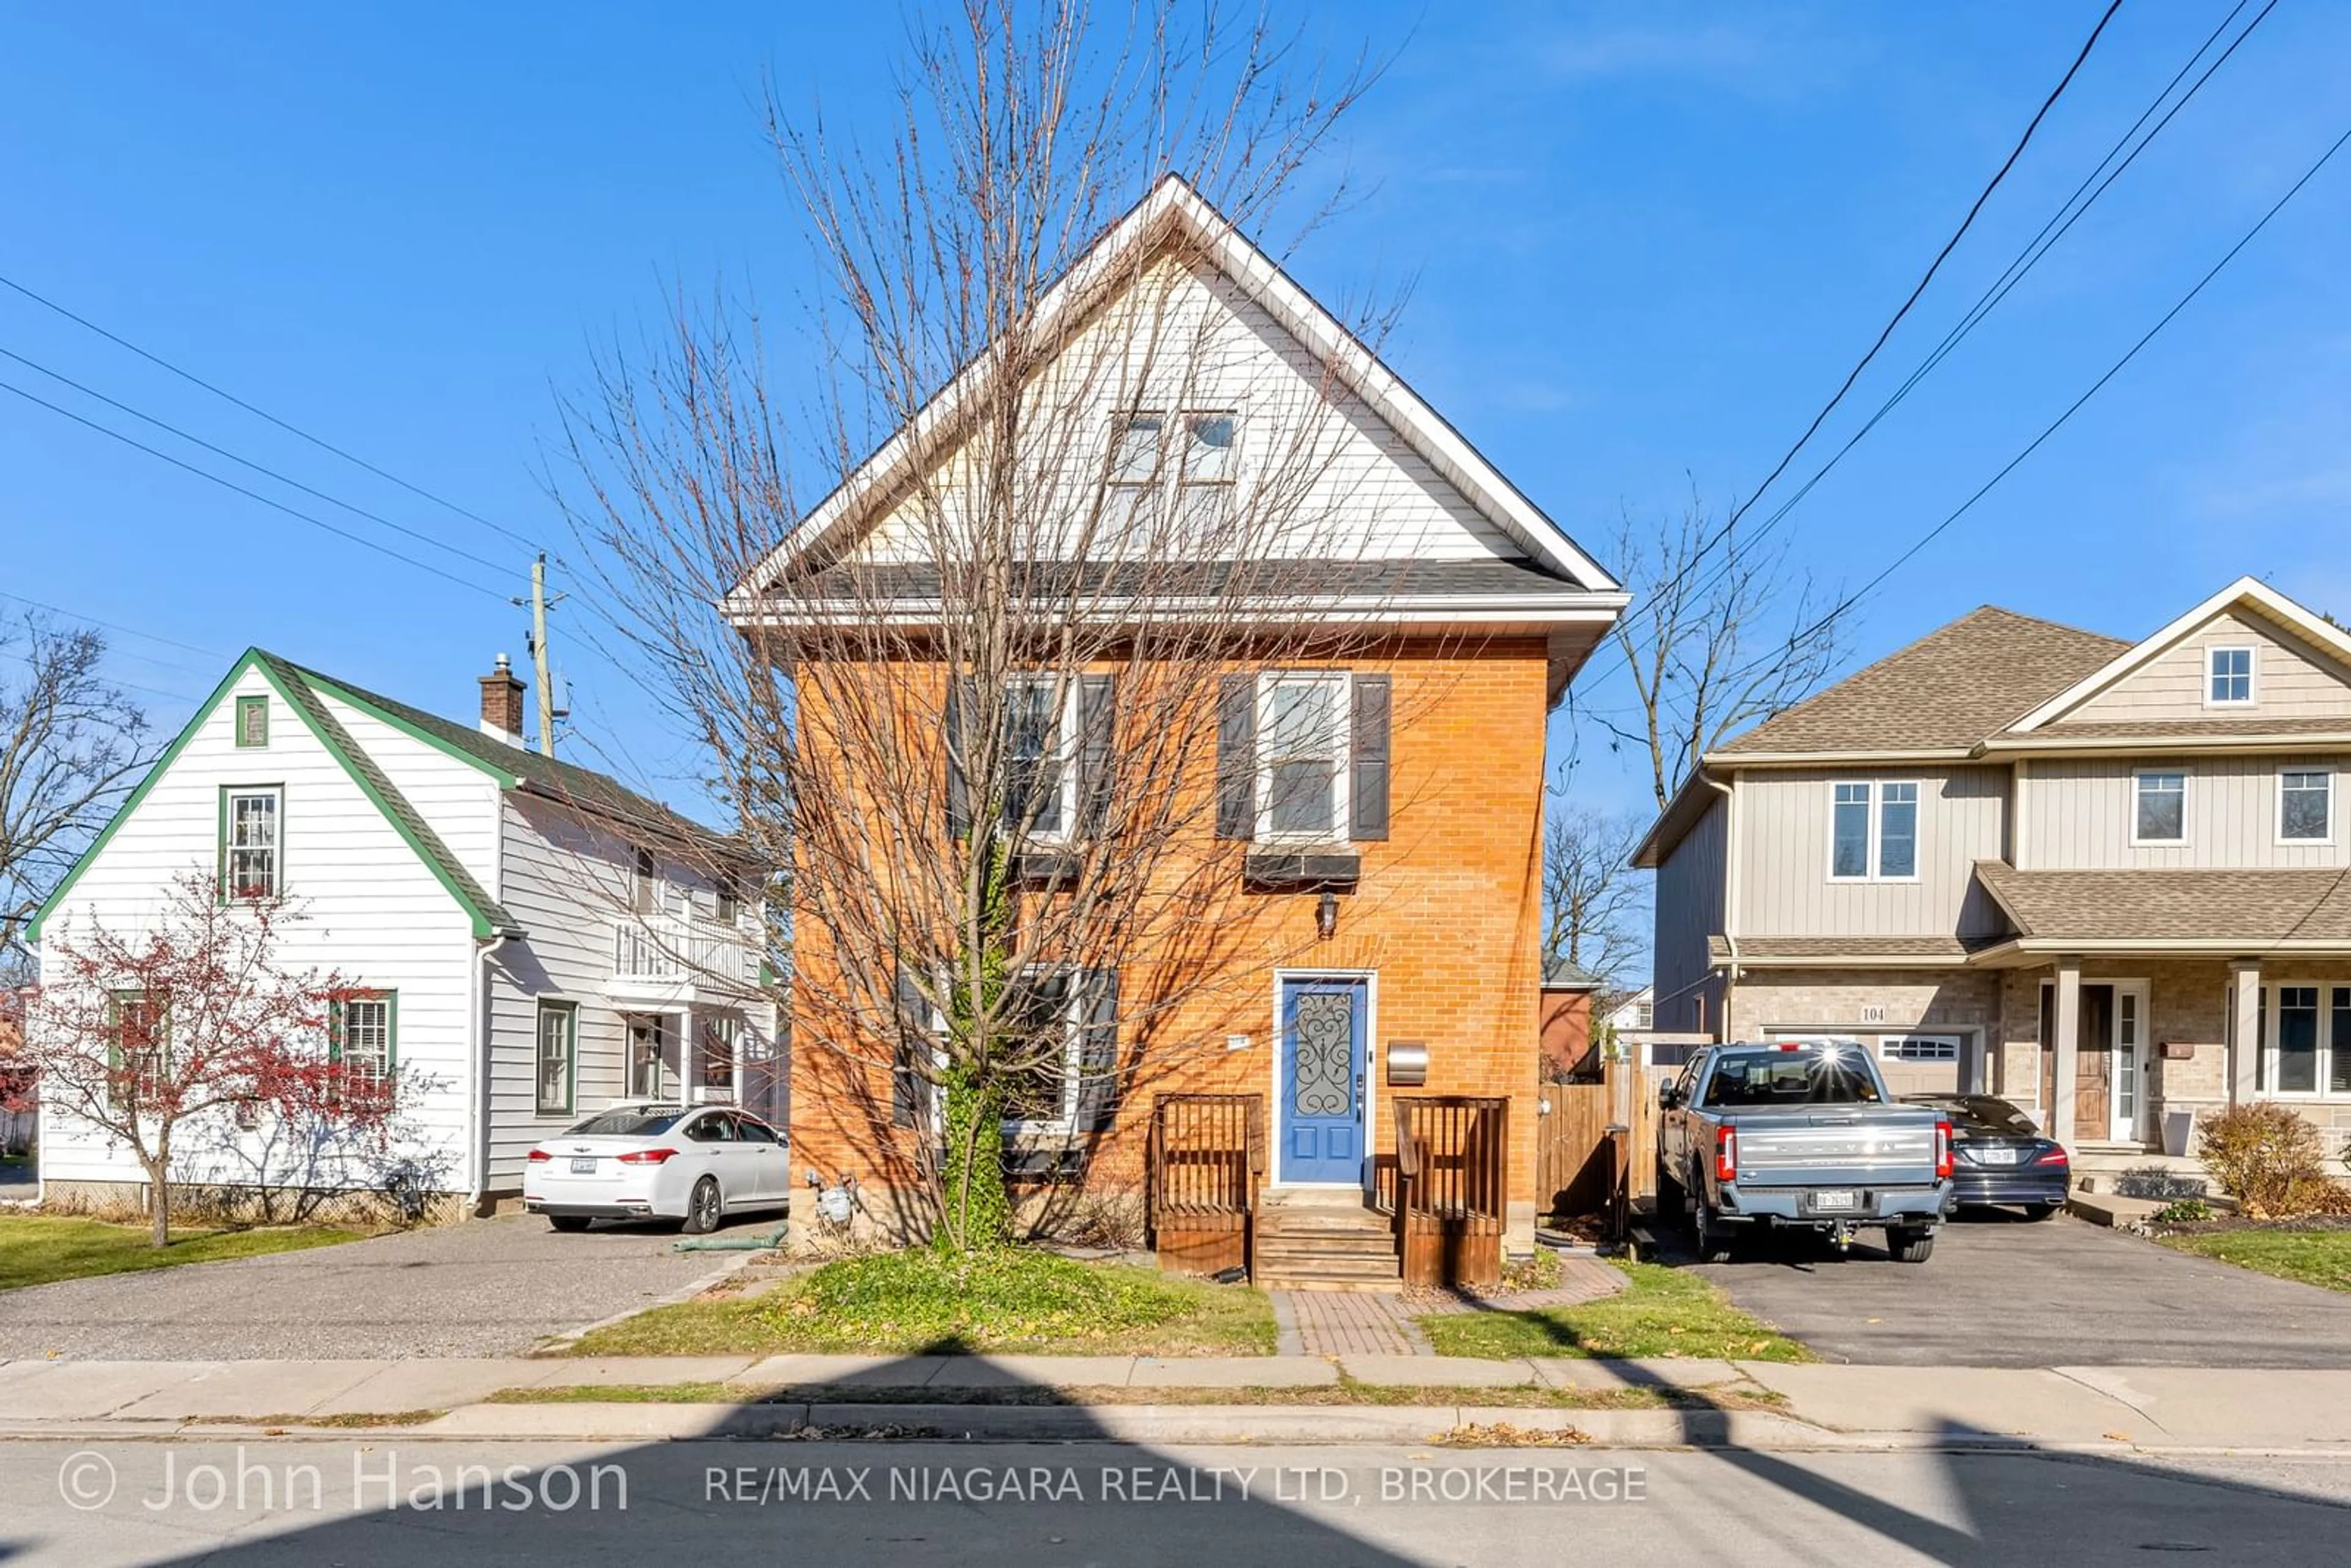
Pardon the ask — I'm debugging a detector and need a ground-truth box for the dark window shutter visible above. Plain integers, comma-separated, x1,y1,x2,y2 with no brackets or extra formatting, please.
892,962,934,1129
1351,674,1391,841
1074,966,1121,1133
1078,673,1115,837
944,677,975,840
1215,673,1255,840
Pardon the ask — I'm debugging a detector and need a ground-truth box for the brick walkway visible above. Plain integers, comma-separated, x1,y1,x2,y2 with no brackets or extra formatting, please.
1280,1289,1429,1357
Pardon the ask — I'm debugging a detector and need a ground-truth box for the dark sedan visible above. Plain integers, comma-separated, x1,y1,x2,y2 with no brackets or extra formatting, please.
1903,1094,2069,1220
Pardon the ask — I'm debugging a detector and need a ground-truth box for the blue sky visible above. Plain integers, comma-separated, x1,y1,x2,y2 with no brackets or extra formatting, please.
5,2,2347,831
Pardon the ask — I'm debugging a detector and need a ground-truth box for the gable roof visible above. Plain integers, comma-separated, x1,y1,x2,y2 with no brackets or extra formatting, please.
28,649,748,946
724,174,1622,608
264,656,743,862
1715,607,2128,758
2004,576,2351,735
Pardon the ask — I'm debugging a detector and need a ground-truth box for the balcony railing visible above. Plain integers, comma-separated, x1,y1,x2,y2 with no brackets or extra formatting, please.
612,920,759,987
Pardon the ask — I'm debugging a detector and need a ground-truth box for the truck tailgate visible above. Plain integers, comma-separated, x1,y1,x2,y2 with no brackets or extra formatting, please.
1733,1114,1939,1188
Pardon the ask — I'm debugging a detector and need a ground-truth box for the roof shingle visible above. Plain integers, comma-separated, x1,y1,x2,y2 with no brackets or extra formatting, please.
1973,860,2351,945
1715,607,2128,757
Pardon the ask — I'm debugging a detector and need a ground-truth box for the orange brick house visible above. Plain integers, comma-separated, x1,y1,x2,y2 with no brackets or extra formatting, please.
724,177,1625,1264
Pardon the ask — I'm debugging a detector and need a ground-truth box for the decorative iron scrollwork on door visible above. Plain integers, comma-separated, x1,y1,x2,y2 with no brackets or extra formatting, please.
1292,989,1355,1117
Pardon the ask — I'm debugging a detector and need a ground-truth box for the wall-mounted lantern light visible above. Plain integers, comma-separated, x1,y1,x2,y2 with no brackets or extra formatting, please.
1316,889,1339,940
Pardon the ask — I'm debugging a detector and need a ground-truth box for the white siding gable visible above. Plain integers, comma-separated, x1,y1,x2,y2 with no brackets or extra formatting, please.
37,662,479,1196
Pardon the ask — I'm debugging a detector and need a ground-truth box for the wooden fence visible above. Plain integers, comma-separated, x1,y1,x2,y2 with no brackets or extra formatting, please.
1390,1094,1508,1289
1147,1093,1263,1278
1535,1062,1670,1223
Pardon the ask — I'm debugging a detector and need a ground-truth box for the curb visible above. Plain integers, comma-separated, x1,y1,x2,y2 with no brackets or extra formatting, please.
527,1249,768,1357
10,1404,2344,1456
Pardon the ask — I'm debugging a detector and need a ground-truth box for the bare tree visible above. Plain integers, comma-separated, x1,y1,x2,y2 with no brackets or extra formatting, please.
0,614,155,958
1541,797,1646,988
1584,500,1846,809
20,874,400,1246
562,1,1442,1251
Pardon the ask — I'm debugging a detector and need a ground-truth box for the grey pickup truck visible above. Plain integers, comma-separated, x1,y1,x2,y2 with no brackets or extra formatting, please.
1655,1041,1953,1263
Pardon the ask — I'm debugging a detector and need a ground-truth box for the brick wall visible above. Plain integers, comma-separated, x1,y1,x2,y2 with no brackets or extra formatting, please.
786,638,1551,1250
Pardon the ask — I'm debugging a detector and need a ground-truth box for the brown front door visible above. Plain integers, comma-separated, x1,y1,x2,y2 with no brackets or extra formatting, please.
2075,985,2114,1136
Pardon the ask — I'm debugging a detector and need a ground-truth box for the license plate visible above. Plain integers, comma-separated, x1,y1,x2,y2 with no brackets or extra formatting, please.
569,1157,597,1174
1811,1189,1861,1212
1979,1147,2021,1166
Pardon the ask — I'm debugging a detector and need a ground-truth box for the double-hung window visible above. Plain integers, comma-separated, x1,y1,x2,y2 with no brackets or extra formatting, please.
2282,768,2333,843
1106,414,1163,531
1106,410,1237,537
2133,771,2186,844
1258,672,1349,841
2208,646,2255,705
333,993,396,1094
1002,677,1074,838
1001,969,1078,1133
108,991,169,1109
700,1015,740,1092
536,1001,576,1116
1829,781,1918,880
223,787,282,899
2259,985,2351,1097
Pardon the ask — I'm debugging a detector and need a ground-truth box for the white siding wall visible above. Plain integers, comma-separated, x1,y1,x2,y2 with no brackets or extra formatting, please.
1734,767,2009,938
317,694,506,891
482,795,776,1190
855,258,1528,567
36,665,478,1196
2065,609,2351,725
1652,796,1727,1035
2019,756,2351,870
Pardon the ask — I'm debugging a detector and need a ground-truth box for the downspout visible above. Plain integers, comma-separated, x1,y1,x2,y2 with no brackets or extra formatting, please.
467,789,513,1217
1707,770,1741,1043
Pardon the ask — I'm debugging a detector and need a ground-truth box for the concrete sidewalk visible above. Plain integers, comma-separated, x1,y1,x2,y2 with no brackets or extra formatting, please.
7,1352,2351,1453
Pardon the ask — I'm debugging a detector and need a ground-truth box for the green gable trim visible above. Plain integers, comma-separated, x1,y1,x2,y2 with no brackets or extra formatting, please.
260,659,519,940
28,649,521,945
26,653,257,945
280,660,520,789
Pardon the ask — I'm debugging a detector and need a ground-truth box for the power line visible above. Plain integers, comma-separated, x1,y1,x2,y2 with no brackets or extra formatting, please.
1735,0,2278,550
1573,3,2266,714
1720,0,2124,539
0,270,543,552
1725,118,2351,692
0,589,225,659
0,377,510,602
0,343,517,577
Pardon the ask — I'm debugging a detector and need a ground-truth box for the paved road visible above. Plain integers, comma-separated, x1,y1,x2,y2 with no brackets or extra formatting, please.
1682,1210,2351,1367
0,1214,742,1360
2,1438,2347,1566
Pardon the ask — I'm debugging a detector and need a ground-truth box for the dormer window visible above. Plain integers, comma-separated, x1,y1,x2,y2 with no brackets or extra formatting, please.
2208,646,2255,706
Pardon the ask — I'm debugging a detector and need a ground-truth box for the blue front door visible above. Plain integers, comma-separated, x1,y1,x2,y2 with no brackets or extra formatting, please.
1279,978,1367,1183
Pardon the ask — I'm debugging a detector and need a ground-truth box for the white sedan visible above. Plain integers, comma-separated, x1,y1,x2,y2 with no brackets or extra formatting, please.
524,1103,790,1233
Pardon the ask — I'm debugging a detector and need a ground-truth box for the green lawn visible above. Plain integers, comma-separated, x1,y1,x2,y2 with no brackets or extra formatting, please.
0,1216,364,1292
2158,1228,2351,1292
1417,1259,1812,1362
568,1247,1277,1358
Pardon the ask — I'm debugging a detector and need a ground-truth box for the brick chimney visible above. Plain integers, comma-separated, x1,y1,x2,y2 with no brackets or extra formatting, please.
479,653,527,746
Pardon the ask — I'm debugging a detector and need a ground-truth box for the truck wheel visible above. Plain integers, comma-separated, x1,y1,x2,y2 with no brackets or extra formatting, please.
1692,1202,1734,1264
1653,1157,1684,1221
1888,1226,1935,1264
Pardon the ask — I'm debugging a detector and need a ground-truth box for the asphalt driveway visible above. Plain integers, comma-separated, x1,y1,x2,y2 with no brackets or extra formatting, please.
0,1213,751,1360
1674,1211,2351,1368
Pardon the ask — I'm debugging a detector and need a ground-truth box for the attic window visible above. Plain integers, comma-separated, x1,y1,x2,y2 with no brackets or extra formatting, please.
2208,646,2255,706
235,696,269,748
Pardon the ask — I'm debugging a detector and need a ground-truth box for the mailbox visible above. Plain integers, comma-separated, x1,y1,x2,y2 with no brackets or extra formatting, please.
1386,1040,1428,1087
2158,1040,2196,1061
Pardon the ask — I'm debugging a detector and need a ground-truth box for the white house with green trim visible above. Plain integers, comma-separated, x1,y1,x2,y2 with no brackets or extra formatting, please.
28,649,777,1221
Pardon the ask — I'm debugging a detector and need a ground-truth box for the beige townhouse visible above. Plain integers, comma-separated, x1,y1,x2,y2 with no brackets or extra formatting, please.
1635,577,2351,1153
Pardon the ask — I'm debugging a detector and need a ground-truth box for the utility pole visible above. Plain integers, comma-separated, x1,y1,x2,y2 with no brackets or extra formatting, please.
527,553,557,757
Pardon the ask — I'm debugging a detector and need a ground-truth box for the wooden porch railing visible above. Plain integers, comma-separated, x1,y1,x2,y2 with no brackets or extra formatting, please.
1147,1093,1264,1278
1390,1094,1509,1288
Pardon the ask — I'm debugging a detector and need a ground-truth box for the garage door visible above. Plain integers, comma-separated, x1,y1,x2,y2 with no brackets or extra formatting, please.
1877,1034,1963,1095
